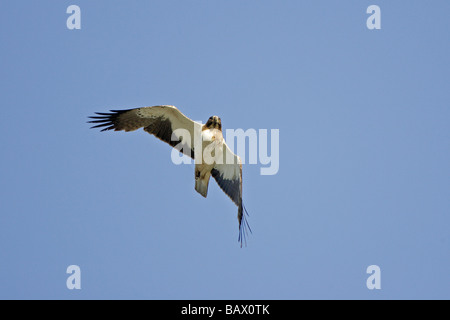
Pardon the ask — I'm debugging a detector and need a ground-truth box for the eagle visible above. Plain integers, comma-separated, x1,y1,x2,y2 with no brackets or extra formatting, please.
88,105,251,246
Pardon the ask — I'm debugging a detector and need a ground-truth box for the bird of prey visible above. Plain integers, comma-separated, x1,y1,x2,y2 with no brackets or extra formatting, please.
88,105,251,246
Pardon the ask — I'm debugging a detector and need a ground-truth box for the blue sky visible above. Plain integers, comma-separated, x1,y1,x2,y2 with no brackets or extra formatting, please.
0,1,449,299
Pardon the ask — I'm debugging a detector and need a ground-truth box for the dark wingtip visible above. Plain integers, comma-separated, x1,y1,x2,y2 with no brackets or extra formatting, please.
238,204,252,248
87,110,125,131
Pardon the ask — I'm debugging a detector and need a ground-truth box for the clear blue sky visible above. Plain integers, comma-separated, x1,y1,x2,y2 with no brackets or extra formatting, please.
1,1,449,299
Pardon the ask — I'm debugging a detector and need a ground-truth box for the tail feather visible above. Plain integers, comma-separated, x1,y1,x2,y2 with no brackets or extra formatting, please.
195,176,210,198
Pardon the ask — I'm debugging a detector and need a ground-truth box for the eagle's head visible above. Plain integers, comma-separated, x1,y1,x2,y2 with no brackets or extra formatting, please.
205,115,222,130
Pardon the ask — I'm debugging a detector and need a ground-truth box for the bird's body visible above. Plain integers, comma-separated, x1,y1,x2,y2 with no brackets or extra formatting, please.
196,120,224,197
88,105,250,246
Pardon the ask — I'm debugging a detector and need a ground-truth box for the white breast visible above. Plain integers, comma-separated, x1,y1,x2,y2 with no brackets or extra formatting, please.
201,129,215,142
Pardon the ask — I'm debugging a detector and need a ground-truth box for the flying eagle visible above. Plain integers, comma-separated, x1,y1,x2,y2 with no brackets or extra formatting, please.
88,105,251,246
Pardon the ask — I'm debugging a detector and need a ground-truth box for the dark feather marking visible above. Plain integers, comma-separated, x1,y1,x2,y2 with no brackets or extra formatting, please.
211,168,240,206
144,117,175,147
144,117,194,159
88,120,112,124
87,109,133,131
238,204,252,248
211,168,251,247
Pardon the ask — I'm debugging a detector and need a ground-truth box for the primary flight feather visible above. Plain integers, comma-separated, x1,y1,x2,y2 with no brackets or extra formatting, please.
88,105,251,246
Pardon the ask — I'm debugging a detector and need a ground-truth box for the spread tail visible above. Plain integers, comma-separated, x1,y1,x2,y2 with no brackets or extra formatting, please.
195,174,211,198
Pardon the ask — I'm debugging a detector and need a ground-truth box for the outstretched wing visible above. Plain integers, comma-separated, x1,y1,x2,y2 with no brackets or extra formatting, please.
211,142,251,247
88,105,202,158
